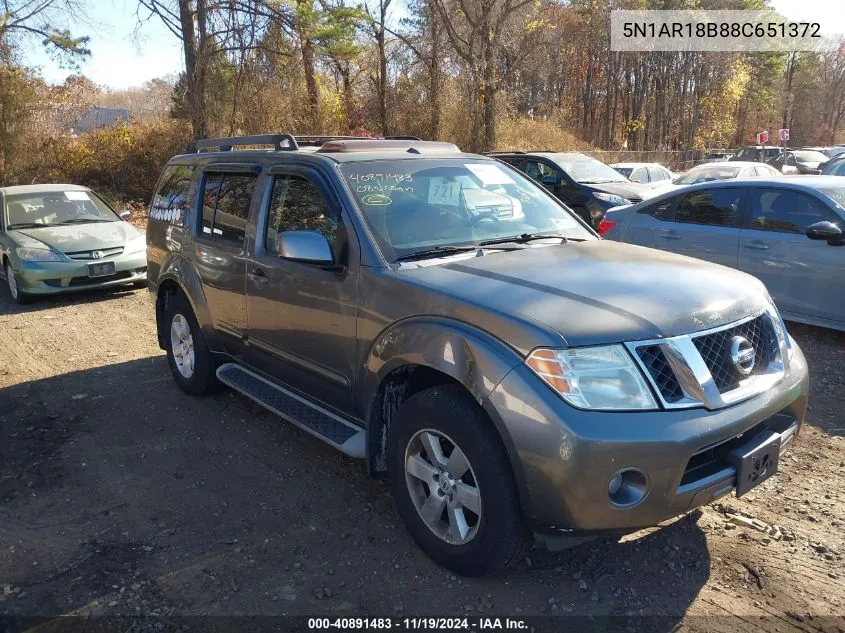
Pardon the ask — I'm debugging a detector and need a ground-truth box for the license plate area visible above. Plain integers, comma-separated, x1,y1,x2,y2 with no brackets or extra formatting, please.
729,430,780,497
88,261,116,278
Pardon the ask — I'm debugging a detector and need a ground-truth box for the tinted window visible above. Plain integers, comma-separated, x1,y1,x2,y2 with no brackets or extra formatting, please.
265,175,339,255
151,165,193,224
199,172,255,245
638,197,675,220
674,189,740,227
745,189,836,233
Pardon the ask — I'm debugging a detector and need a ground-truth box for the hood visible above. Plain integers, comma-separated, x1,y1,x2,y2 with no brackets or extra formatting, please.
9,222,139,253
584,181,653,202
398,241,770,347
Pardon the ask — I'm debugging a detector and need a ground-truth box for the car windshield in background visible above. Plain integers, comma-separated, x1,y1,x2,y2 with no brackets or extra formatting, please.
551,155,628,183
675,166,742,185
339,159,594,261
4,190,119,228
793,151,828,163
613,167,633,178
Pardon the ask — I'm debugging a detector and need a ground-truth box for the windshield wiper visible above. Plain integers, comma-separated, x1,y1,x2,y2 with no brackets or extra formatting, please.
7,222,44,229
478,232,569,247
395,245,479,262
60,218,112,224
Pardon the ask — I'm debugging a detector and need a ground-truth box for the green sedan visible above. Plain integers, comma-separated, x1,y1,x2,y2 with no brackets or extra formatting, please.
0,184,147,304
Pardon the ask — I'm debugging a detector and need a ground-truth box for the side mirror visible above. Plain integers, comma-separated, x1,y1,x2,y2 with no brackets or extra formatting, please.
278,230,334,264
118,209,131,220
805,221,844,245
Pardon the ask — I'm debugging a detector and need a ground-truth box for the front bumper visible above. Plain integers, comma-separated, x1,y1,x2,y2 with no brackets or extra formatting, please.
484,339,808,534
11,252,147,295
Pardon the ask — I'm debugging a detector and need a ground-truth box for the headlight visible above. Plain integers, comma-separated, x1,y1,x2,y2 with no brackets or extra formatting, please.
526,345,658,410
125,234,147,254
766,302,793,362
16,247,63,262
593,192,630,206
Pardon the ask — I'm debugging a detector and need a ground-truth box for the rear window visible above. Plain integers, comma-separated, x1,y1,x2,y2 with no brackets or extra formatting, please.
150,164,193,225
676,166,741,185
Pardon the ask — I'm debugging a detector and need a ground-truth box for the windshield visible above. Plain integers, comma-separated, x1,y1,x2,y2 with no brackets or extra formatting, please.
339,159,594,261
675,166,742,185
793,151,828,163
4,190,119,228
613,167,633,178
550,155,628,183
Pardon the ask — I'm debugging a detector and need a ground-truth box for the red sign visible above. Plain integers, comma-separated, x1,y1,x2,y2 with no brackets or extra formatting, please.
779,128,790,141
757,130,769,144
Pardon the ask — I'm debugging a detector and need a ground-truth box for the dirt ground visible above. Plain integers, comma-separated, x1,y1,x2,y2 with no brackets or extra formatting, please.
1,285,843,632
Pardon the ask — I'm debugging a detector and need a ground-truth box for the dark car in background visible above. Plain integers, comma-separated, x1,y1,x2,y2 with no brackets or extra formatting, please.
489,151,653,228
768,150,828,175
601,177,845,332
732,146,783,163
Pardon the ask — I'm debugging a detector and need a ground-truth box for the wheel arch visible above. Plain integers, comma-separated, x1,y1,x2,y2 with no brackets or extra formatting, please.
361,317,530,511
153,257,210,350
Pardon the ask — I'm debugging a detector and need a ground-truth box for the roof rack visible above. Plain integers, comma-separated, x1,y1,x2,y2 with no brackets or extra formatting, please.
316,139,459,154
186,134,299,153
294,135,368,147
384,135,422,141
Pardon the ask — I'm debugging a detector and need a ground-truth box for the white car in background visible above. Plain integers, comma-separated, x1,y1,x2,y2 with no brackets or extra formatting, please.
649,161,781,195
610,162,675,188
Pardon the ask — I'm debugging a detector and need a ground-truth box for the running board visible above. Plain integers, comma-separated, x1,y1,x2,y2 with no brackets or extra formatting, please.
216,363,366,459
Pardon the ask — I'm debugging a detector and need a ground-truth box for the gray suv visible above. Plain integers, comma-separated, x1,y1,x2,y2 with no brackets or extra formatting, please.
146,135,809,576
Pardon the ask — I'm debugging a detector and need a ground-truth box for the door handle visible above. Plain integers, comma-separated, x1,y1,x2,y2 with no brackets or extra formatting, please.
658,229,681,240
742,241,770,250
248,268,269,286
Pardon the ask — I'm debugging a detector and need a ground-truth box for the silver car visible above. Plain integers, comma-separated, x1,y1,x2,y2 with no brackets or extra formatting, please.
601,177,845,331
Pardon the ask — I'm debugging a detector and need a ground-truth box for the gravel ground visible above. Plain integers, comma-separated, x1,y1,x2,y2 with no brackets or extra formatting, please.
0,286,843,632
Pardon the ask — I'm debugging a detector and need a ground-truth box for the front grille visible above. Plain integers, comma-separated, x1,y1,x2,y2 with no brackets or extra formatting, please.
636,345,683,402
65,246,124,260
692,315,779,392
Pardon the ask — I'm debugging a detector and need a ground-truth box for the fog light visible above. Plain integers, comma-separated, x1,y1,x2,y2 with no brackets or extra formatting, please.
608,468,648,508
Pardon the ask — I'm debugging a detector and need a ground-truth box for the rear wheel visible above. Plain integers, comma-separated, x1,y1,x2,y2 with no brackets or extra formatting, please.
163,292,221,395
4,261,30,305
388,385,529,576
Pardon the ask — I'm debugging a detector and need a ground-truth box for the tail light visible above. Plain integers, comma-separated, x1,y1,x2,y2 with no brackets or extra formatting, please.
598,219,616,236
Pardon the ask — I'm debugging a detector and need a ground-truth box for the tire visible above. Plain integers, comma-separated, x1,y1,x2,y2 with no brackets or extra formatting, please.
4,261,30,305
163,291,221,395
388,385,529,576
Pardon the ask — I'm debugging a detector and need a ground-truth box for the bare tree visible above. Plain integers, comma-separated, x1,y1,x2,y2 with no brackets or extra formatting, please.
0,0,90,62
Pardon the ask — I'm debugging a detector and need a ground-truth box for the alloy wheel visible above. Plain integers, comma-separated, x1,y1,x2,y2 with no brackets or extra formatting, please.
404,428,482,545
170,313,195,379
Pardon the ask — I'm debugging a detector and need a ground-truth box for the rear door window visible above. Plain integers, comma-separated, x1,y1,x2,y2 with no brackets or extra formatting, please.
744,189,837,233
674,189,741,227
637,196,676,220
198,172,256,246
647,166,668,181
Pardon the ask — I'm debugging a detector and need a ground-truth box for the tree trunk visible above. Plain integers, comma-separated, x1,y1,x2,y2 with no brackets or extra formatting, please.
377,28,389,135
178,0,207,139
300,34,320,130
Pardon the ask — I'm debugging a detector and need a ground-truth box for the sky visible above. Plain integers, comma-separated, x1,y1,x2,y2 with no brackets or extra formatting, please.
18,0,845,91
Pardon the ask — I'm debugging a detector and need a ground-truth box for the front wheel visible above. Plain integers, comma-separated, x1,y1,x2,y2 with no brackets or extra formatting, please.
388,386,529,576
4,261,30,305
163,292,221,395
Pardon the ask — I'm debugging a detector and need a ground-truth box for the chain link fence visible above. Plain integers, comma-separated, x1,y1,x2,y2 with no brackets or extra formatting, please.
585,149,738,171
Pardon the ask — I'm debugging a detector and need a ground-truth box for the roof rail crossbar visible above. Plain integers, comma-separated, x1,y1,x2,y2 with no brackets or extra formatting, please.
384,135,422,140
293,135,367,146
187,134,299,153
